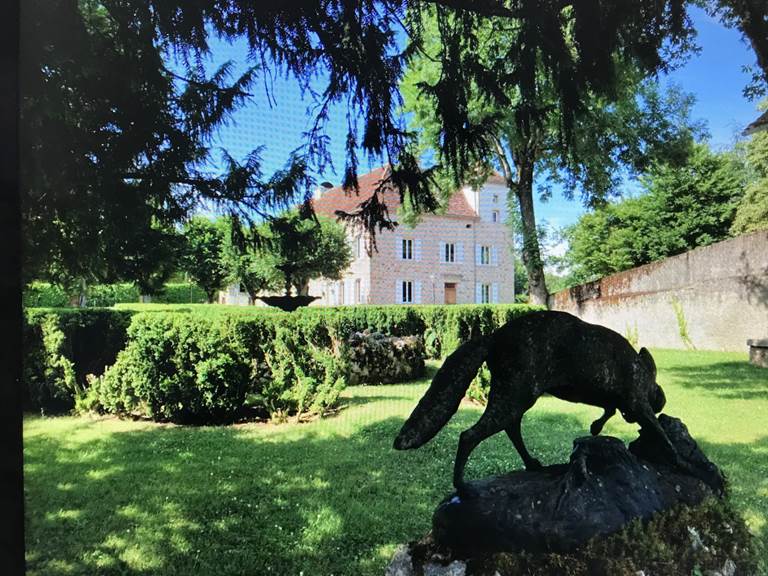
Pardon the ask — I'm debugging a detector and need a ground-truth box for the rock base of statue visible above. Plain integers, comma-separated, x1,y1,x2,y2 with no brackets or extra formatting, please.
386,415,757,576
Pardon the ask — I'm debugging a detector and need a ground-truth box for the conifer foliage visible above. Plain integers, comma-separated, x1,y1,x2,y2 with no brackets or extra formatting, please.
21,0,768,291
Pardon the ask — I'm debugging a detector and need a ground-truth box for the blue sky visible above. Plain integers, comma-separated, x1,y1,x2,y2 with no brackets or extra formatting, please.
201,7,761,233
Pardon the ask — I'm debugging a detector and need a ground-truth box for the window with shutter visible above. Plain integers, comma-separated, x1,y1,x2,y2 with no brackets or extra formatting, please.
481,283,491,304
401,280,413,303
443,242,455,263
480,245,490,265
402,238,413,260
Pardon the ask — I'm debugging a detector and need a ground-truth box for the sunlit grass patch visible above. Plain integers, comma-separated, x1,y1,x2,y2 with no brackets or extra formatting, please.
24,350,767,575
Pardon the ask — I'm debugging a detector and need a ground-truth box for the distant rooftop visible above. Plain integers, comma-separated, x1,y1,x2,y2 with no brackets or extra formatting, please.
311,166,479,220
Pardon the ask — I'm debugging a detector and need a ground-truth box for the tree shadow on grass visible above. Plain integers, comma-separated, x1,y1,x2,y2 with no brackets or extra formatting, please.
24,410,588,576
27,402,764,576
664,360,768,400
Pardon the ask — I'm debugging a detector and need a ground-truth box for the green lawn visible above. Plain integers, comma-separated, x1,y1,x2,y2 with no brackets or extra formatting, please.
24,350,768,575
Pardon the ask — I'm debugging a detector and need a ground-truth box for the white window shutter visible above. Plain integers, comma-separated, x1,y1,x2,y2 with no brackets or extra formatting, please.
396,279,402,304
492,283,499,303
491,246,499,266
396,237,402,259
475,245,482,265
475,283,482,304
439,241,445,263
345,279,353,305
415,239,422,261
457,243,464,262
415,281,422,304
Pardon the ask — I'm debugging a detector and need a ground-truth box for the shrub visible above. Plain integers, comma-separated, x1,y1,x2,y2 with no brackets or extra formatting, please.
419,304,542,355
153,283,208,304
23,282,71,308
23,281,207,308
98,314,252,423
97,312,348,423
23,303,542,421
87,283,140,306
423,327,441,359
467,364,492,405
23,308,134,412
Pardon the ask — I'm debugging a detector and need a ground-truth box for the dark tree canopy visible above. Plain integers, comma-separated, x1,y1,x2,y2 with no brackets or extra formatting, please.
21,0,768,289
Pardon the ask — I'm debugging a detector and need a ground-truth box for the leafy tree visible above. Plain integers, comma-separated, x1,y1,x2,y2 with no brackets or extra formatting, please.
220,218,282,304
564,143,747,282
20,1,307,292
402,11,701,304
23,0,768,294
732,119,768,234
259,212,352,297
180,218,228,303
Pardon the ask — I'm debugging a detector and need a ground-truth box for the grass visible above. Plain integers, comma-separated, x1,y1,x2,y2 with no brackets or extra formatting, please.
24,349,768,575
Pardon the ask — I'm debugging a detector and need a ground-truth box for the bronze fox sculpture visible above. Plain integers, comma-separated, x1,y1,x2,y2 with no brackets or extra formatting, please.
394,311,671,491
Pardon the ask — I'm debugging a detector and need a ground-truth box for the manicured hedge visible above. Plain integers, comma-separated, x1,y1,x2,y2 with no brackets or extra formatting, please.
23,303,542,422
22,282,72,308
153,283,208,304
23,308,135,412
95,312,347,423
23,282,207,308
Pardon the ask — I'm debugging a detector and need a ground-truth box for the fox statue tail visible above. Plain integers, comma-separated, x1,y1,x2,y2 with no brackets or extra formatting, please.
394,335,492,450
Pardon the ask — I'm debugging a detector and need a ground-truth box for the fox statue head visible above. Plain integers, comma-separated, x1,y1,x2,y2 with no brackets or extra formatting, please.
638,347,666,413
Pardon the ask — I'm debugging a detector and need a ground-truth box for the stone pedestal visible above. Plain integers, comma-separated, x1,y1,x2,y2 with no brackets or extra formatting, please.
385,416,756,576
431,416,722,555
747,339,768,368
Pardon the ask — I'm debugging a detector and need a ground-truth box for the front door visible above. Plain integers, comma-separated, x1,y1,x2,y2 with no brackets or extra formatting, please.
444,283,457,305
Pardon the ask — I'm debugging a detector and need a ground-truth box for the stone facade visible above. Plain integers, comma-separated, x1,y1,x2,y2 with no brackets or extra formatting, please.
551,230,768,352
219,167,516,307
308,169,515,306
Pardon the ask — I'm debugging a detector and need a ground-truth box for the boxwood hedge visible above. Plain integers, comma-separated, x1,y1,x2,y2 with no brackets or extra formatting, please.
23,308,134,412
23,303,542,422
23,282,207,308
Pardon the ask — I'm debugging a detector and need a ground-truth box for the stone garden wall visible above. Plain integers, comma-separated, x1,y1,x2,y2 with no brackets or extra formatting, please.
551,231,768,352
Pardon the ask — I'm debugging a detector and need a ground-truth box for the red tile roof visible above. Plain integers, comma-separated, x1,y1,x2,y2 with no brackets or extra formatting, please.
311,166,478,220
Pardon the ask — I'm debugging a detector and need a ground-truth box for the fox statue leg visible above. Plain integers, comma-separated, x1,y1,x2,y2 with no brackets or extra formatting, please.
505,416,542,470
634,405,679,462
453,412,508,493
590,406,616,436
452,382,518,492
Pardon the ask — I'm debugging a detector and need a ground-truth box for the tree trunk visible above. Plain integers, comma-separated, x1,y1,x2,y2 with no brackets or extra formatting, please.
78,277,88,308
515,160,549,307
